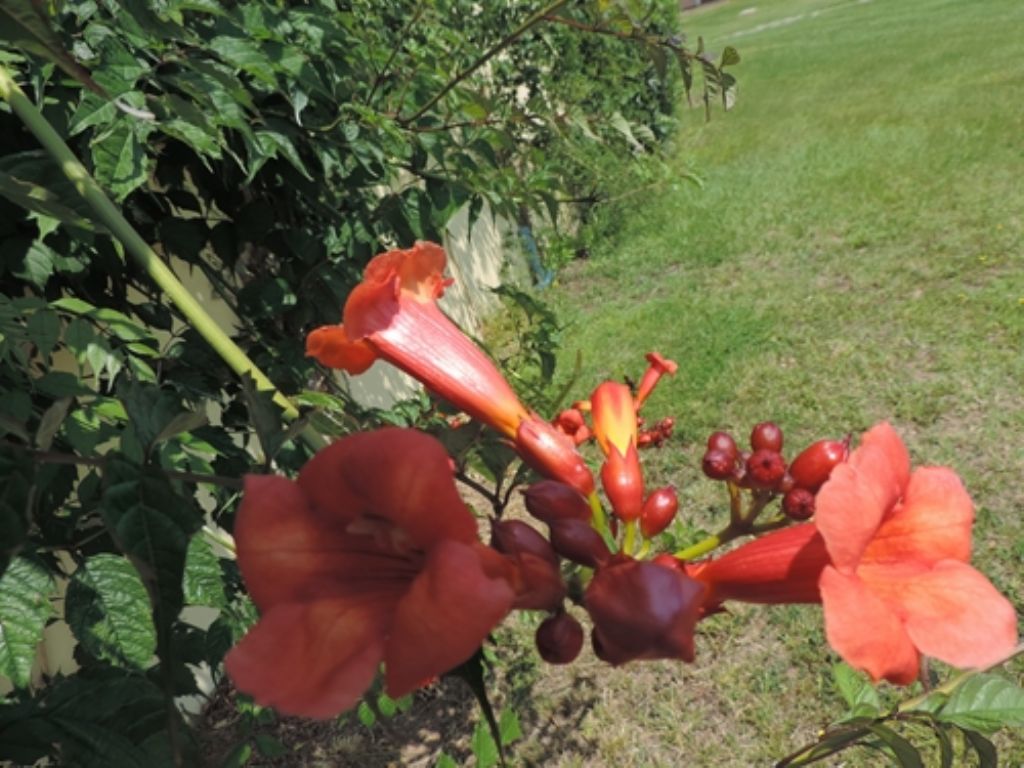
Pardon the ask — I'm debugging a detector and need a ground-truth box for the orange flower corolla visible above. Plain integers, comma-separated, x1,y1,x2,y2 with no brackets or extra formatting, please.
815,422,1018,684
691,422,1018,684
225,428,516,718
307,242,594,496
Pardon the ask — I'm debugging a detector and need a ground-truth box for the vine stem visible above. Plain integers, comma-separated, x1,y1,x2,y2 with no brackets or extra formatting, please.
0,64,325,452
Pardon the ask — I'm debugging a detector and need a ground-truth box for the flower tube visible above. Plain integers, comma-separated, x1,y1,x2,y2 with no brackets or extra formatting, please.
307,242,593,495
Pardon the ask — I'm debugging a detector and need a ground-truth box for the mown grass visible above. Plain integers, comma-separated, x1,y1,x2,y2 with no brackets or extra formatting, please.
513,0,1024,764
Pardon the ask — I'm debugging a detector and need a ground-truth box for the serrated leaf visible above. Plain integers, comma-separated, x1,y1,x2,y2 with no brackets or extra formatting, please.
471,718,499,768
91,120,152,201
121,381,187,453
0,557,54,687
867,723,923,768
183,534,227,609
937,673,1024,733
0,0,106,94
100,456,202,632
65,554,156,667
35,370,92,397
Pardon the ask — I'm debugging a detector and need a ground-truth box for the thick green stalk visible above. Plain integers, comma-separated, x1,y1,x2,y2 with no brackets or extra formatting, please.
0,64,325,451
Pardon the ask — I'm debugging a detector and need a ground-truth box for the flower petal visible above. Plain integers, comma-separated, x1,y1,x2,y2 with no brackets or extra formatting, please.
897,560,1018,669
297,428,478,549
234,475,407,609
820,566,919,684
849,422,910,519
305,324,377,373
363,241,448,302
225,601,386,719
585,558,705,665
384,540,515,697
863,467,973,566
815,462,886,573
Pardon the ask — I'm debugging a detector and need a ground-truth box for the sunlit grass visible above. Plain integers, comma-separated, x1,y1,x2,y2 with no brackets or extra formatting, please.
523,0,1024,763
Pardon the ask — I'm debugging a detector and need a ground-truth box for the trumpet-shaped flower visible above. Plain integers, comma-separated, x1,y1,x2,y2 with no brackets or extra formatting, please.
690,422,1018,684
225,428,516,718
307,242,593,495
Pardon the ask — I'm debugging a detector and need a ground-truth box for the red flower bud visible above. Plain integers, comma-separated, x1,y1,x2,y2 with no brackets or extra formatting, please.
745,449,786,489
702,449,736,480
706,431,738,461
523,480,592,524
549,519,611,568
600,445,644,521
491,520,566,611
640,487,679,538
750,421,784,453
782,487,816,520
491,520,558,566
789,439,848,491
535,612,584,664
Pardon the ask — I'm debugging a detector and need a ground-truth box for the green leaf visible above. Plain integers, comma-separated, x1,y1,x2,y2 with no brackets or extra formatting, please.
833,662,881,717
26,308,59,359
434,755,457,768
498,708,521,746
35,396,71,450
121,381,188,453
356,700,376,728
867,724,923,768
35,371,92,397
65,554,157,668
0,557,54,687
0,0,107,94
183,534,227,609
720,45,741,67
91,120,152,201
0,169,97,231
376,693,397,717
471,718,499,768
100,456,202,631
0,450,32,577
937,673,1024,733
962,728,997,767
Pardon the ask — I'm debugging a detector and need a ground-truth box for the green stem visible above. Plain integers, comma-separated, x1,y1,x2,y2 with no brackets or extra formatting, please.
622,519,637,556
0,65,325,452
673,523,739,561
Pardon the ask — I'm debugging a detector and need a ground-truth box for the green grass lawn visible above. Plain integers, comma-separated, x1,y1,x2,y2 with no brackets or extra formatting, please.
521,0,1024,763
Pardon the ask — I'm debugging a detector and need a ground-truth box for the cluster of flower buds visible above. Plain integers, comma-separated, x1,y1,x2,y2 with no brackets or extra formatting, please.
701,422,850,520
637,416,675,448
551,352,678,452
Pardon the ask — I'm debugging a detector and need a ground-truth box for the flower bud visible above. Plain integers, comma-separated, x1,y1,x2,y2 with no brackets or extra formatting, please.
745,449,786,489
706,431,738,461
789,439,848,491
535,612,584,664
491,521,566,611
782,487,816,520
491,520,558,566
549,518,611,568
600,445,644,521
523,480,592,524
640,487,679,538
750,421,784,452
702,449,735,480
